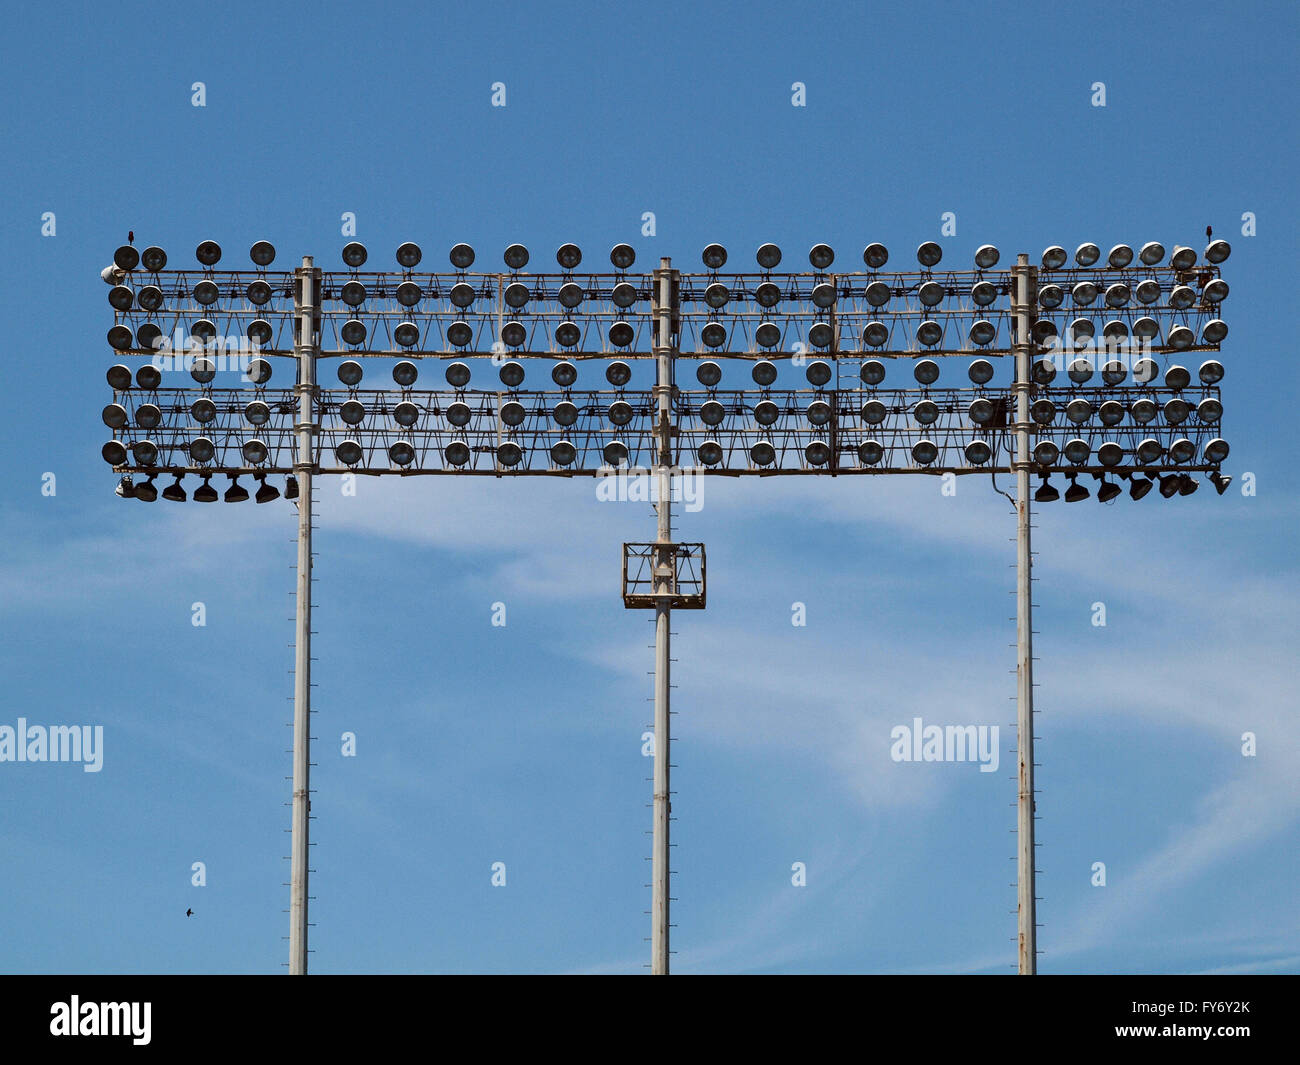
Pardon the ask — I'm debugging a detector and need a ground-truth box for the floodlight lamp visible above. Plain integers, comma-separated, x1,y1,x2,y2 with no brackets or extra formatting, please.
606,360,632,386
554,322,580,348
1168,438,1195,464
751,441,777,466
610,244,636,270
863,243,889,269
1072,280,1098,306
447,321,473,347
553,401,579,426
1068,358,1094,384
968,398,994,425
809,244,835,270
224,477,249,503
335,440,363,466
192,476,218,502
134,476,158,502
502,401,527,427
865,280,891,307
1069,318,1095,344
807,322,832,349
1129,476,1153,500
755,282,781,308
697,361,722,387
1031,360,1057,386
336,360,363,387
700,400,726,426
1063,438,1091,464
911,440,938,465
138,284,164,311
913,359,940,385
1075,243,1100,267
1104,282,1131,308
806,360,832,387
445,362,471,388
101,265,125,285
449,283,475,309
1033,440,1059,465
1205,239,1231,264
756,243,782,270
754,400,780,426
1202,319,1228,344
1159,474,1180,498
393,360,418,387
971,280,997,307
1204,438,1230,463
1135,279,1161,304
246,280,271,306
807,400,832,426
499,360,525,388
396,281,422,308
284,475,299,500
136,365,162,390
340,319,366,346
861,359,886,385
1064,475,1089,502
1176,474,1198,496
394,402,419,428
504,282,530,309
918,281,944,307
1203,278,1229,304
552,361,578,387
500,321,527,348
1038,284,1064,309
341,242,368,269
965,440,992,465
1210,471,1231,495
608,322,634,347
558,282,583,309
396,242,422,268
1097,442,1123,466
340,400,365,426
812,282,837,309
503,243,530,271
1168,325,1194,350
445,442,471,466
109,285,134,311
1107,244,1134,269
916,321,943,347
163,477,186,502
449,243,475,269
340,281,367,307
861,321,888,347
702,243,727,270
607,400,633,426
1099,400,1124,427
1097,479,1121,503
192,319,217,342
916,242,942,268
250,241,276,267
1164,365,1190,390
255,473,281,502
752,361,777,386
551,441,578,466
188,436,216,463
1041,246,1068,270
858,440,884,465
1034,475,1059,502
1170,246,1196,271
1196,398,1222,424
193,280,219,306
805,441,831,466
107,365,132,390
242,439,269,464
969,320,996,346
974,244,999,269
556,244,582,270
913,400,939,426
603,441,629,466
861,400,887,425
136,403,162,429
705,282,730,309
141,246,167,272
195,240,222,267
968,358,994,384
1138,242,1165,266
1198,359,1224,385
1132,358,1159,385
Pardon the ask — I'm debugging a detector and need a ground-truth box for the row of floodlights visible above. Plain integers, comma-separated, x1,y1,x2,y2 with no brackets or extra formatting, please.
115,471,294,503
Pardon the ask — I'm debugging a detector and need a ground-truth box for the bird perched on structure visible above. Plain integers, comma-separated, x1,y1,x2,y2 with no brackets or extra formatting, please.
128,230,134,245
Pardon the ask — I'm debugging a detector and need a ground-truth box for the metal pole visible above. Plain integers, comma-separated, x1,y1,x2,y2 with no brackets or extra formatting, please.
289,256,318,975
650,258,676,974
1011,253,1038,975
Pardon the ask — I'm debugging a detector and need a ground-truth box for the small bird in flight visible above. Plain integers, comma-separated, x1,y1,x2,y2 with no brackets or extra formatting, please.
185,908,194,917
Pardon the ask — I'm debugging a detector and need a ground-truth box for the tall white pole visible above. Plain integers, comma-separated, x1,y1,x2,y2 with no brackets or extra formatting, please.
650,258,676,974
289,257,318,975
1011,253,1038,975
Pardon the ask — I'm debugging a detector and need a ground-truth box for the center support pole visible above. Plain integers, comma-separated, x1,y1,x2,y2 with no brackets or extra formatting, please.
650,258,677,974
289,257,320,975
1010,253,1038,975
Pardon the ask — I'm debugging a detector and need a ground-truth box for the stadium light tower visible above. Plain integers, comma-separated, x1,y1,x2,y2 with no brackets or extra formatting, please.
101,233,1233,975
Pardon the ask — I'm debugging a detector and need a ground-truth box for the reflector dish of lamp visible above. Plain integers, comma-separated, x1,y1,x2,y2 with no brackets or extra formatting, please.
1131,398,1157,424
974,244,999,269
1134,438,1163,464
135,323,163,351
395,242,422,268
611,282,638,308
1203,278,1229,304
1205,438,1230,462
754,322,780,349
603,441,629,465
863,243,889,269
700,400,725,426
918,281,944,307
968,398,994,425
969,320,996,346
244,400,271,426
102,403,128,429
558,282,583,309
968,358,994,384
809,244,835,270
1175,474,1199,495
752,360,778,386
1129,475,1154,499
1132,317,1159,341
1138,241,1165,266
394,280,422,308
339,400,365,426
245,280,271,306
805,441,831,466
141,246,167,272
1164,398,1190,424
553,401,579,426
189,437,216,463
450,243,475,269
1041,246,1068,270
1107,244,1134,269
755,281,781,308
340,319,366,346
965,440,992,464
698,440,724,466
608,322,634,347
1066,397,1092,423
865,280,891,307
971,280,997,306
1170,246,1196,271
1032,359,1057,386
916,321,943,347
503,282,529,309
704,282,730,309
806,360,832,386
1067,357,1093,384
388,441,415,466
195,240,222,267
861,359,886,385
1167,325,1194,350
342,242,367,268
107,364,132,390
858,440,885,465
131,439,159,465
702,321,727,349
133,476,159,502
696,361,722,387
1031,398,1056,424
751,243,782,271
394,401,419,427
754,400,780,425
446,401,471,427
916,242,942,268
552,361,578,387
702,243,727,270
807,322,832,349
1033,440,1059,465
241,439,268,464
610,243,636,270
1104,282,1130,308
498,360,525,387
497,442,523,467
1038,284,1064,310
1071,280,1098,306
1064,474,1089,502
1135,279,1161,304
190,398,217,424
812,283,837,309
912,439,938,464
500,321,527,348
1205,239,1231,264
447,321,473,346
1168,438,1195,463
606,360,632,386
913,400,939,425
503,243,529,270
137,285,164,312
136,365,162,390
1075,242,1100,267
193,280,219,306
1097,442,1123,466
556,244,582,270
1163,365,1190,390
862,321,888,347
1132,358,1159,384
807,400,832,426
550,440,577,466
388,360,419,388
1069,319,1095,344
445,361,470,387
331,360,360,387
914,358,940,385
1167,284,1196,310
192,319,217,342
1102,320,1128,342
751,441,776,466
1031,320,1057,344
501,401,526,427
1063,438,1090,464
164,477,187,502
1199,359,1224,385
340,281,367,307
555,321,581,348
1201,319,1228,344
445,441,471,465
1099,400,1125,426
861,400,887,425
608,400,633,426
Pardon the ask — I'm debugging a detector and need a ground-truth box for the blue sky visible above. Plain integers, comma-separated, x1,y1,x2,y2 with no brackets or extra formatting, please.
0,0,1296,974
